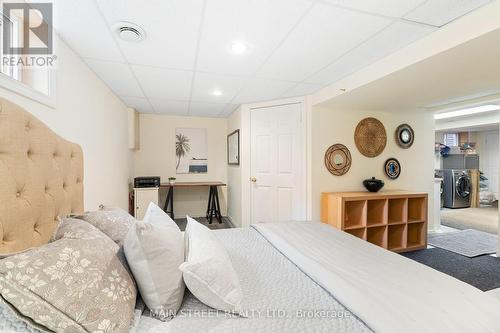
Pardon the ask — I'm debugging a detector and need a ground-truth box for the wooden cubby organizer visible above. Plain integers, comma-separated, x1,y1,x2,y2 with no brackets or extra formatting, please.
321,191,428,252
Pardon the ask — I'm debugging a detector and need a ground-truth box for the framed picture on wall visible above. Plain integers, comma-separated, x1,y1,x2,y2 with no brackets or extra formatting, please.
176,128,208,174
227,129,240,165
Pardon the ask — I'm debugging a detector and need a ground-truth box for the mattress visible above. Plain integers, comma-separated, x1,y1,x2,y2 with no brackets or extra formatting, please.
137,227,371,332
254,222,500,333
0,227,371,333
3,222,500,332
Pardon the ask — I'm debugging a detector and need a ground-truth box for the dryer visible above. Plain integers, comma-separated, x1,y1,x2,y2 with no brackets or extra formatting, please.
443,169,472,209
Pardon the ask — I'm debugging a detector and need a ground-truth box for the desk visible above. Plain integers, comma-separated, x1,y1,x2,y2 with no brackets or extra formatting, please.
160,182,226,224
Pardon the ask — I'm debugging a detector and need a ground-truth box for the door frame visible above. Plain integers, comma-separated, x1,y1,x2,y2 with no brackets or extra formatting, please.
435,119,500,255
239,97,311,227
497,123,500,256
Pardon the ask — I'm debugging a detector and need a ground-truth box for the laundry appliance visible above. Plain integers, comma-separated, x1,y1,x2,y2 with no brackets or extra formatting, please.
443,169,472,209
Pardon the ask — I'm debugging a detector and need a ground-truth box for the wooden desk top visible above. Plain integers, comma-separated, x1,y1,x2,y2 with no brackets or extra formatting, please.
160,181,226,188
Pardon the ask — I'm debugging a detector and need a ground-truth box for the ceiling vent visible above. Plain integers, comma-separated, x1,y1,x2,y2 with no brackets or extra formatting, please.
114,22,146,42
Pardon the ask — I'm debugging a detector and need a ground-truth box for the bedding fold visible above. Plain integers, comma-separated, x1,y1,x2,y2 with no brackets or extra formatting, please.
253,221,500,333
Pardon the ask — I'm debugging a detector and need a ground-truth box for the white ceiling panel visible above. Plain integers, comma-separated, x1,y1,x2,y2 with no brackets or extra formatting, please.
54,0,124,62
189,101,228,117
307,21,436,85
149,99,189,115
132,65,193,100
54,0,492,117
96,0,204,70
191,73,247,103
85,59,144,97
120,96,154,113
232,78,296,104
196,0,312,76
321,0,426,17
221,104,240,117
257,3,392,82
281,82,324,98
404,0,492,27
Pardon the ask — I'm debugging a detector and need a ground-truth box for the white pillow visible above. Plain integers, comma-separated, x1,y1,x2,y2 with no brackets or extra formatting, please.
124,203,185,318
179,216,242,312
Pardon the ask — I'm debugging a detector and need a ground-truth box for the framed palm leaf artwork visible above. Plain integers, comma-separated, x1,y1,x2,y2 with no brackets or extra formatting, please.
175,128,208,174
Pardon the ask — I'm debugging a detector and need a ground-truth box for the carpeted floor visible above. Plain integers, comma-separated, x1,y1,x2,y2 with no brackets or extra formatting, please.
402,248,500,291
441,206,498,234
174,216,233,231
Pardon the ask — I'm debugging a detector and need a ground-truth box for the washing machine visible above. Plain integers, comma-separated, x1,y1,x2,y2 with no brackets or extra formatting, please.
443,169,472,209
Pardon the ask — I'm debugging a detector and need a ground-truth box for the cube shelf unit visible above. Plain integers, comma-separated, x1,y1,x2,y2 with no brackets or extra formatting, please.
321,191,428,252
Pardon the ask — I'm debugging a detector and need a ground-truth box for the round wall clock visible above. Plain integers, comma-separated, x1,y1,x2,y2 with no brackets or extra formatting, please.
385,158,401,179
395,124,414,149
324,144,352,176
354,117,387,158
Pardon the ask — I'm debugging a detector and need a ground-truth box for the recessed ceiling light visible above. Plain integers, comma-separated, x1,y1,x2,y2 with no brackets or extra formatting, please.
434,104,500,120
230,41,248,55
212,89,223,96
114,21,146,42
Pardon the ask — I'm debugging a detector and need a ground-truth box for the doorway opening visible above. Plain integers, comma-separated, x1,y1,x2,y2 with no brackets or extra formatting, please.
435,126,499,235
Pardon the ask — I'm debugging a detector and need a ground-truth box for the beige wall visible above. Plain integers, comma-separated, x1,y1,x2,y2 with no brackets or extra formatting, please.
0,39,132,210
311,107,436,229
133,114,228,218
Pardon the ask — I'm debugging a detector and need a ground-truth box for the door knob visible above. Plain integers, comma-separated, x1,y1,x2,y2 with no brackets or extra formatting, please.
250,177,257,183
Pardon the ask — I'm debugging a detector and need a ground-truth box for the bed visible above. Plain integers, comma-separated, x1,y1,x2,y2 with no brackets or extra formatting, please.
1,99,500,333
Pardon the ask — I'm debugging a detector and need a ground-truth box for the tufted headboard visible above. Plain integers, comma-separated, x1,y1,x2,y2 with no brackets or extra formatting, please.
0,98,83,254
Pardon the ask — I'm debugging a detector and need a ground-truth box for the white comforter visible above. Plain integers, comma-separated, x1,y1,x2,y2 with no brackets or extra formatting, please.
253,221,500,333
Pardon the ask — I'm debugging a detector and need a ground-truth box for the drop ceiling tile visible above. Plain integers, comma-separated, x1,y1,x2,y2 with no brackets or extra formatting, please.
321,0,426,17
149,99,189,115
257,3,392,82
281,82,324,98
191,73,248,103
196,0,312,76
221,104,240,117
132,65,193,100
307,21,436,85
54,0,124,62
96,0,204,70
404,0,492,27
121,96,154,113
85,59,144,97
232,78,296,104
189,101,228,117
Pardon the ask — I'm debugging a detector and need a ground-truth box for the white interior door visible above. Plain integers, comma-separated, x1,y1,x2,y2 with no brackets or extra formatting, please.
250,103,305,224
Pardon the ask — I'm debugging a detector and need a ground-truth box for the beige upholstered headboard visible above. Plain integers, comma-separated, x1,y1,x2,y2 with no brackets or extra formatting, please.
0,98,83,254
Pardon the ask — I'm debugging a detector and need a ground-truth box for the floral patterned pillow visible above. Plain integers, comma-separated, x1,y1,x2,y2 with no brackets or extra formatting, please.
78,206,136,246
0,218,136,333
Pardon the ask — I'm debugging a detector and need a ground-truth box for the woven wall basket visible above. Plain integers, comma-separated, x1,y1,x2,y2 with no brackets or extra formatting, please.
324,144,351,176
354,117,387,158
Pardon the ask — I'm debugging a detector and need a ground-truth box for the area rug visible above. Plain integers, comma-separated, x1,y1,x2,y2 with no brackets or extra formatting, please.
402,248,500,291
428,229,497,257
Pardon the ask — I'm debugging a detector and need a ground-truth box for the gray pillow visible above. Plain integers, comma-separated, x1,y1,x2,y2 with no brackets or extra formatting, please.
0,218,136,333
78,206,136,246
124,203,185,319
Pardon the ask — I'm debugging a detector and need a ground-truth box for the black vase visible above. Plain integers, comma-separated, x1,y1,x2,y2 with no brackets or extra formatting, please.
363,177,384,192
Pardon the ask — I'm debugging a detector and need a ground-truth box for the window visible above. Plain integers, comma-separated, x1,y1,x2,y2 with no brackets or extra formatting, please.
443,133,459,147
1,11,22,81
0,3,55,106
